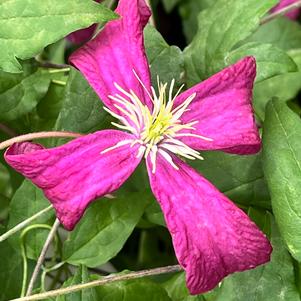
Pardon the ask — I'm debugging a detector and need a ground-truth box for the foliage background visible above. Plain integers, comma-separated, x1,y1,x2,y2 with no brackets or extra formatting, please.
1,0,301,300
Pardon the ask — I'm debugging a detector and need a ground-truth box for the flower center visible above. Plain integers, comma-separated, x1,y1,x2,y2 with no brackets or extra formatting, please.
102,71,212,173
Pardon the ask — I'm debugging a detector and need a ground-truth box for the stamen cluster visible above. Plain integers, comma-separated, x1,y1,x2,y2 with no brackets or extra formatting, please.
102,72,212,173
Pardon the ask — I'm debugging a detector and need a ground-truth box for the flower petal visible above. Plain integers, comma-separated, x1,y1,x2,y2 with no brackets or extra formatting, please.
270,0,300,20
70,0,152,115
5,130,141,230
67,24,98,45
174,57,261,155
146,153,272,294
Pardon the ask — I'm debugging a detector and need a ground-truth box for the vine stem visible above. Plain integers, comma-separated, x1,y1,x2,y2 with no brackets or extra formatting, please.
11,265,182,301
0,131,83,151
0,206,53,243
20,224,53,297
0,123,17,137
261,0,301,24
38,62,70,69
26,219,61,296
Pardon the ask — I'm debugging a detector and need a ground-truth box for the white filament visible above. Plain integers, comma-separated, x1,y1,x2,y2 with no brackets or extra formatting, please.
101,71,213,173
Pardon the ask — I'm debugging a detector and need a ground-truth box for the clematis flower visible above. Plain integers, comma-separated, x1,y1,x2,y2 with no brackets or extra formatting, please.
4,0,272,295
270,0,300,20
66,0,102,44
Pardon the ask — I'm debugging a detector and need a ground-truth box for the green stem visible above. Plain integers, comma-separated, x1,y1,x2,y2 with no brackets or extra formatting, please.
41,262,65,292
0,206,53,243
26,219,60,296
48,68,70,74
51,80,67,86
20,224,53,297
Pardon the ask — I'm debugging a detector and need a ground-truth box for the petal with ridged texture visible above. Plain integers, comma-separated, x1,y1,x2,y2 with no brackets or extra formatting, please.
70,0,152,117
174,57,261,155
5,130,141,230
146,153,272,294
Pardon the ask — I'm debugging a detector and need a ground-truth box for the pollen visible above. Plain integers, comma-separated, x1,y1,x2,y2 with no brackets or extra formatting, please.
101,70,213,173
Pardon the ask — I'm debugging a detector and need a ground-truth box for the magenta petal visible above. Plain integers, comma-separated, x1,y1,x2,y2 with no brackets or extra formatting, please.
174,57,261,155
270,0,300,20
67,24,98,45
5,130,141,230
146,153,272,294
70,0,152,116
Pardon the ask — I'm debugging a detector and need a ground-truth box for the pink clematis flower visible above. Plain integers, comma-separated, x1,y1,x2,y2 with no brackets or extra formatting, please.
270,0,300,20
66,0,102,44
4,0,272,295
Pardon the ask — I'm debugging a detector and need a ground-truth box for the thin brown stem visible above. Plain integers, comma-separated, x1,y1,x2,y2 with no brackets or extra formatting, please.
12,265,182,301
0,123,17,137
261,0,301,24
0,131,83,150
26,219,60,296
38,62,70,69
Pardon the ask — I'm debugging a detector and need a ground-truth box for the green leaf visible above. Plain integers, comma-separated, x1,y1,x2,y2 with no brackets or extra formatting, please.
144,25,184,89
263,99,301,261
253,49,301,121
247,18,301,51
42,39,68,65
0,241,23,300
0,162,12,198
56,266,98,301
0,0,117,73
0,63,51,121
144,200,166,227
55,68,111,134
63,193,149,267
0,163,12,221
164,272,205,301
184,0,278,86
226,42,297,83
33,81,66,131
190,151,271,210
7,180,54,260
94,273,172,301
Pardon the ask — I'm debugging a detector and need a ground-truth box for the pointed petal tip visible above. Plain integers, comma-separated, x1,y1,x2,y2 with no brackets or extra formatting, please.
186,227,273,295
147,153,272,296
186,242,272,294
52,204,82,231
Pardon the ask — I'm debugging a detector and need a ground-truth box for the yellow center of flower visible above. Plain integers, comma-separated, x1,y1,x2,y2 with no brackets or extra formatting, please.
101,71,212,173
